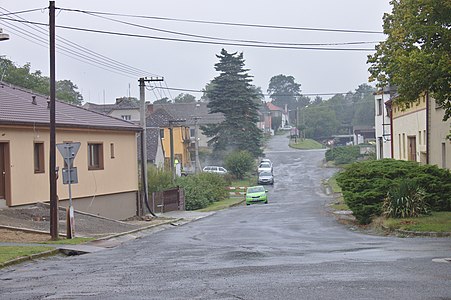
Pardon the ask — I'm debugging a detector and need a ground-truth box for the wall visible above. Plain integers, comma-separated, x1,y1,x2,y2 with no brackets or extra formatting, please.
428,97,451,169
161,126,191,167
109,109,140,122
374,92,392,159
0,126,139,218
392,97,427,163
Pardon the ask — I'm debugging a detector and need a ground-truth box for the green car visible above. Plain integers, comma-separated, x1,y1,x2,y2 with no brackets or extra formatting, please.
246,185,268,205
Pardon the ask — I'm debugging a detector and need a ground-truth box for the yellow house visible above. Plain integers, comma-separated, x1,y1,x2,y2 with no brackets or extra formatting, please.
0,83,141,219
146,108,191,169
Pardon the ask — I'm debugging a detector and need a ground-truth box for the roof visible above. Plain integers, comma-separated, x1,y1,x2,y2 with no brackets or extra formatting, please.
266,102,284,112
153,102,224,126
137,127,161,161
146,108,178,128
82,97,141,114
0,82,140,131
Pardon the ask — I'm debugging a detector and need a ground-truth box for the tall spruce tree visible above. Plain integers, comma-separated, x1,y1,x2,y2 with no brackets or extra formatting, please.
202,49,263,158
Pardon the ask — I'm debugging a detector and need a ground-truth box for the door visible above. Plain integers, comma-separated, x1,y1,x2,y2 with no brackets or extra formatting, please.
0,143,5,199
408,136,417,162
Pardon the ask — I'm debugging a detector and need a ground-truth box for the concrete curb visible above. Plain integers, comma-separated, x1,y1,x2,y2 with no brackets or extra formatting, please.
0,248,60,269
385,227,451,238
0,224,66,237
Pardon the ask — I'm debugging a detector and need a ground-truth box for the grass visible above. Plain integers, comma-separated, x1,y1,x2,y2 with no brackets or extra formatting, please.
289,138,324,150
231,176,257,187
197,197,245,212
0,246,54,264
383,212,451,233
42,237,95,245
327,173,349,211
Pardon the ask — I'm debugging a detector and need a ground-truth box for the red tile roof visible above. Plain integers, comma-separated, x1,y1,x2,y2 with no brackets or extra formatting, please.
0,82,141,131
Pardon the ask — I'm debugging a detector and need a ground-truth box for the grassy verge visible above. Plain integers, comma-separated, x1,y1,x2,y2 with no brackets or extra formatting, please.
42,237,95,245
382,212,451,233
197,197,245,212
289,138,324,150
327,173,349,211
0,246,54,264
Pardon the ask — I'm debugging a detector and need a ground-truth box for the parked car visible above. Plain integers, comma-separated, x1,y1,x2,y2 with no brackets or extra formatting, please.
258,162,272,173
245,185,268,205
260,158,272,167
258,171,274,185
202,166,228,174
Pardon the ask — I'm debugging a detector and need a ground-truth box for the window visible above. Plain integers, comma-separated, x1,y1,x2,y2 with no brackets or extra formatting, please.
377,99,382,116
34,142,45,173
88,143,104,170
418,131,422,145
110,143,115,159
190,128,195,137
160,129,165,139
121,115,131,121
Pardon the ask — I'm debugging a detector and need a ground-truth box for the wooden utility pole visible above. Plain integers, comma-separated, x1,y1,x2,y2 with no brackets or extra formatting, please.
139,77,163,216
49,1,58,240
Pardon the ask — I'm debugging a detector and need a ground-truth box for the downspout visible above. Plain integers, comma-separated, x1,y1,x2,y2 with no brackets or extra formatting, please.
389,101,394,158
426,91,430,164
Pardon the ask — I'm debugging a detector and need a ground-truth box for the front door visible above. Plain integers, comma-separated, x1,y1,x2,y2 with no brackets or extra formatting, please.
408,136,417,162
0,143,5,199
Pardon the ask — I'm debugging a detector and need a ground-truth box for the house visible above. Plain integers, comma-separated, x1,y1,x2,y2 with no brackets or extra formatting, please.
257,102,272,135
0,82,141,219
427,94,450,169
266,102,289,128
146,108,191,169
83,97,151,123
152,102,224,150
391,94,427,163
137,127,165,168
374,88,393,159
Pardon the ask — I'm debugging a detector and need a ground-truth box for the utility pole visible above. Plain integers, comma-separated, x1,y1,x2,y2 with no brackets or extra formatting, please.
139,77,163,216
49,1,58,240
192,116,201,174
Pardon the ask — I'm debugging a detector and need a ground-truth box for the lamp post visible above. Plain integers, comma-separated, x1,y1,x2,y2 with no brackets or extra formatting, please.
0,29,9,41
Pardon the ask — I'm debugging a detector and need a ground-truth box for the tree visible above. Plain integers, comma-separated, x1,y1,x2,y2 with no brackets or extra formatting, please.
153,97,171,104
224,150,255,179
174,93,196,103
202,49,263,158
368,0,451,120
0,57,83,105
267,74,301,110
303,105,339,140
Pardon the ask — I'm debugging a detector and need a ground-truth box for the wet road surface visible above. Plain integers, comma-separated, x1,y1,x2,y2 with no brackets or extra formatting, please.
1,134,450,299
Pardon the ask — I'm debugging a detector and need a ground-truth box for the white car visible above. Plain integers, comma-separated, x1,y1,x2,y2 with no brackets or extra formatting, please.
202,166,228,174
258,162,272,173
261,158,272,167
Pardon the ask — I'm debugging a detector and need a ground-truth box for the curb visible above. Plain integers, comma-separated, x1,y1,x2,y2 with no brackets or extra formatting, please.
0,248,60,269
387,227,451,238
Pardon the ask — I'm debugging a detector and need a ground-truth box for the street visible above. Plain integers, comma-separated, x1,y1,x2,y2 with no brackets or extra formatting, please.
1,134,450,300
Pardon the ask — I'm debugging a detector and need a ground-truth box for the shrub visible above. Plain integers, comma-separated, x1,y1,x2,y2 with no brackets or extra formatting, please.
325,146,361,164
336,159,451,224
383,179,429,218
224,150,255,180
147,165,174,194
176,172,229,210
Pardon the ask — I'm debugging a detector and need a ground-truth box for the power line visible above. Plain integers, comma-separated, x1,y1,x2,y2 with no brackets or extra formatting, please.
59,8,384,34
75,9,381,47
0,17,376,51
0,8,45,16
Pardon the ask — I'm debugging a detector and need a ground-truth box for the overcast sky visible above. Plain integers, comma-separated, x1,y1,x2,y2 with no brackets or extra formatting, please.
1,1,392,104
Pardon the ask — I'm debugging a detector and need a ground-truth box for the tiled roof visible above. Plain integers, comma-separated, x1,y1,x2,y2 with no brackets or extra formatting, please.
137,127,161,161
266,102,284,111
153,102,224,126
146,108,177,128
0,82,140,131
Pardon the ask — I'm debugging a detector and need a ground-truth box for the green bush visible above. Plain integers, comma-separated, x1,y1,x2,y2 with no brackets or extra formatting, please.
224,150,255,180
176,173,229,210
383,179,429,218
325,146,361,164
336,159,451,224
147,165,174,194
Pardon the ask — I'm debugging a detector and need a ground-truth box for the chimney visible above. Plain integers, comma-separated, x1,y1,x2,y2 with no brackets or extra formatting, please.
32,95,37,105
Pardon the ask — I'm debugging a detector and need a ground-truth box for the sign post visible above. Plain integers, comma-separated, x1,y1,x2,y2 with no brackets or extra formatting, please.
56,142,80,239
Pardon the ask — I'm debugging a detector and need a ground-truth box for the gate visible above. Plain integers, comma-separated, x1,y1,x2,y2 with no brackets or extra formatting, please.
151,187,185,213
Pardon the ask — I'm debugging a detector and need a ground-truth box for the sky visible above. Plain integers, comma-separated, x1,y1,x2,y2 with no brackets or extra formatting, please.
0,1,392,104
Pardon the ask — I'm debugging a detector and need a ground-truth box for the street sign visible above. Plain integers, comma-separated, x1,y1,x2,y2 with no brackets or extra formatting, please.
62,167,78,184
56,142,80,168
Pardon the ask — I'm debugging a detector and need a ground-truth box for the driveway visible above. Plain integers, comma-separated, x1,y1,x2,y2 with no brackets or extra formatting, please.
1,134,450,300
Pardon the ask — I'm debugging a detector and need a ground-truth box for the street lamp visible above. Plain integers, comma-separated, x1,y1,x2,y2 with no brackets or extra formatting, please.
0,28,9,41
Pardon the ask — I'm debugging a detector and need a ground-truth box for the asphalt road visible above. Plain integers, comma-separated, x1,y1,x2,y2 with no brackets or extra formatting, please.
1,134,450,300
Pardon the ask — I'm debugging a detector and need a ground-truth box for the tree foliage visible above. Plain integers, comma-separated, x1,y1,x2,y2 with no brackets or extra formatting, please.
267,74,302,110
0,57,83,105
203,49,263,158
174,93,196,103
367,0,451,120
153,97,171,104
224,150,255,180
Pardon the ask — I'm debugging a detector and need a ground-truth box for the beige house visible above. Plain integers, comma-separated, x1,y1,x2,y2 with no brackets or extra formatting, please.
427,94,451,169
0,83,141,219
392,94,427,163
391,92,450,169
